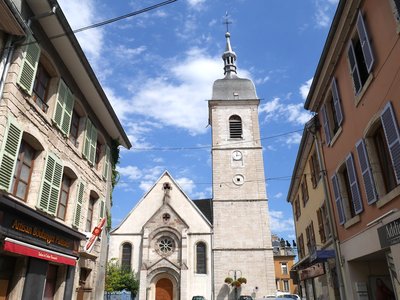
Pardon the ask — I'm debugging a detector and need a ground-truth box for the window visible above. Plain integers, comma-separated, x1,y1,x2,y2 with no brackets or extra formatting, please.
196,242,206,274
69,110,80,147
94,141,102,170
321,78,343,145
37,153,64,216
57,175,71,220
0,117,23,192
53,79,75,136
32,63,50,113
301,175,309,206
358,102,400,201
73,181,85,228
305,222,316,255
283,280,289,292
17,35,41,95
298,234,305,259
102,145,111,180
317,203,331,244
83,119,97,165
331,153,363,225
121,243,132,270
280,262,288,275
86,196,96,232
309,151,321,188
229,115,242,139
11,141,35,201
348,10,374,95
294,195,301,221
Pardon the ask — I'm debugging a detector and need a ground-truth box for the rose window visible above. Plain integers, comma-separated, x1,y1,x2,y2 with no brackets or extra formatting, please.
158,237,174,254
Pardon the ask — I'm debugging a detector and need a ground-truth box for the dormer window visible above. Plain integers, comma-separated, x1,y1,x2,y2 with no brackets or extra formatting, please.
229,115,242,139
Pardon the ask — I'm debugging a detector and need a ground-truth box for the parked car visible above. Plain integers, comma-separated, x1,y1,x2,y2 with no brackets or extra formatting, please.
238,296,253,300
192,297,206,300
277,294,301,300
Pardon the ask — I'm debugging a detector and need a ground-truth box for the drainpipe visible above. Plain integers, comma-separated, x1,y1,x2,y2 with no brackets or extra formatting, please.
0,36,15,98
211,228,215,300
307,119,347,300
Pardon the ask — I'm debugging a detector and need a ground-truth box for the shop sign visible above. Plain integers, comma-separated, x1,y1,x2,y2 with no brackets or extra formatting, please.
300,263,325,280
378,218,400,248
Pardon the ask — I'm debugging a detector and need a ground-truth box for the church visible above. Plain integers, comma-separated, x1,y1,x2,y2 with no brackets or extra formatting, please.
108,31,276,300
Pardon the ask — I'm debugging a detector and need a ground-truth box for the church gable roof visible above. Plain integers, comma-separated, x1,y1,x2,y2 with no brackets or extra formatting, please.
193,199,213,224
111,171,212,234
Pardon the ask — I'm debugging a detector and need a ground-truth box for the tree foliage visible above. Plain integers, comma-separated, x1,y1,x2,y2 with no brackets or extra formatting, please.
105,259,139,295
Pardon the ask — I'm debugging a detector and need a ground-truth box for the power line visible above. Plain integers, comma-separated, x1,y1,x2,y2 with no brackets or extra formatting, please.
1,0,178,51
131,128,303,151
49,0,178,40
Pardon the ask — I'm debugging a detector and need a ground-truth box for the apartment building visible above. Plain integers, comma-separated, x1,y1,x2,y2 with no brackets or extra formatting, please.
287,117,341,300
271,235,298,295
0,0,131,299
304,0,400,298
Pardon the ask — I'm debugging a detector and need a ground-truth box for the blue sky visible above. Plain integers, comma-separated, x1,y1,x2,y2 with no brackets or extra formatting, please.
58,0,338,242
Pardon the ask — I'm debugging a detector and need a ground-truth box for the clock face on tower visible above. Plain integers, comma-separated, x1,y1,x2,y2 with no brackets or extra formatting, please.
232,150,242,161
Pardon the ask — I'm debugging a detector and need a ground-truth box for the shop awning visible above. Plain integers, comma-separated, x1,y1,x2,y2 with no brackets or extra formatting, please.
3,238,77,266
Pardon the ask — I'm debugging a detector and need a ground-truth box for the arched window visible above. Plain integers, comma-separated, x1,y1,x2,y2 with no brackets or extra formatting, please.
229,115,242,139
121,243,132,269
196,242,206,274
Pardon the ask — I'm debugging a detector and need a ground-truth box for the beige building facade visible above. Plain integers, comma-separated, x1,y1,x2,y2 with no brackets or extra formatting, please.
108,32,276,300
0,1,130,299
304,0,400,298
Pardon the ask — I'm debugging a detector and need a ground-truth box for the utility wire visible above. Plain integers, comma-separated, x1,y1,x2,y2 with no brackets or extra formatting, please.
49,0,178,40
131,128,304,151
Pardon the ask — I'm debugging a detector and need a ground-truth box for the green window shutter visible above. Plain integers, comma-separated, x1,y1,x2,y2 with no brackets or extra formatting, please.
37,153,64,215
0,117,23,191
17,36,41,95
73,181,85,228
53,80,75,135
89,125,97,164
83,118,92,159
99,198,105,219
102,145,111,179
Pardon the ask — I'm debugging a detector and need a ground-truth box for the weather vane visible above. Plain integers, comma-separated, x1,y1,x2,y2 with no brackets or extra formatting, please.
223,12,232,32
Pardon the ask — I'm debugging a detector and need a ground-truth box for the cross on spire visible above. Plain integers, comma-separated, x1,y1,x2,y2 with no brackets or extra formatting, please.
223,12,232,32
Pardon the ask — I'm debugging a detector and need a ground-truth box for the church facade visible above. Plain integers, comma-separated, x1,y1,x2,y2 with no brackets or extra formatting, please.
108,32,276,300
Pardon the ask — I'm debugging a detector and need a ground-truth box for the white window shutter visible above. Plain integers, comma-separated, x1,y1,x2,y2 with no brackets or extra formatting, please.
99,198,105,219
356,139,378,204
17,36,41,95
380,102,400,184
331,173,345,225
73,181,85,228
356,10,374,73
345,153,363,214
320,105,331,145
53,80,75,135
0,117,23,191
331,78,343,126
347,41,362,95
103,145,111,180
83,118,92,159
37,153,64,215
89,125,97,165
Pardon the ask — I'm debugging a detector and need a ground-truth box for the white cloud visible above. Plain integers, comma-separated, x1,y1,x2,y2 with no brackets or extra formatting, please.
117,165,142,181
176,177,196,194
300,78,313,100
187,0,206,9
109,47,226,135
115,45,147,60
314,0,339,28
58,0,104,64
284,132,303,146
260,98,311,126
273,192,283,199
269,210,295,233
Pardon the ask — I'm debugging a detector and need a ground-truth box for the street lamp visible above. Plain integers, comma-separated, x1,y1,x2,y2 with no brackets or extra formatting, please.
229,270,242,300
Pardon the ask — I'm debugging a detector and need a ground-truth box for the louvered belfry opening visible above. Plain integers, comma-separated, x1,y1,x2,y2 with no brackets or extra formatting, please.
229,115,242,138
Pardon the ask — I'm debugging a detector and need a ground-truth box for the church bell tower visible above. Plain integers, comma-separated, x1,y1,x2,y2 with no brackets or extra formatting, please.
209,31,276,299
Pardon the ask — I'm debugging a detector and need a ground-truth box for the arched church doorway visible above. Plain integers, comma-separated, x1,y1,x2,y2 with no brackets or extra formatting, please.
155,278,173,300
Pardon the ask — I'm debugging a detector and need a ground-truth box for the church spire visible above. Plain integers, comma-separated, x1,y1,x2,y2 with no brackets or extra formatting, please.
222,31,237,78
